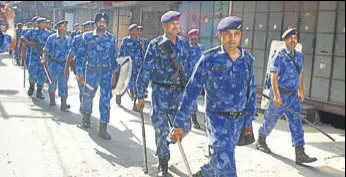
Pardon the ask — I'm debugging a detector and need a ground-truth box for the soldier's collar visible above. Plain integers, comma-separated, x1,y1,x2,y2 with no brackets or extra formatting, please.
219,45,244,59
163,34,181,44
92,29,109,37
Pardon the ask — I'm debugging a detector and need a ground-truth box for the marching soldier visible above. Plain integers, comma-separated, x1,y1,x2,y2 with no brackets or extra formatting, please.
135,11,192,176
21,17,50,100
76,12,119,140
0,1,15,53
137,25,149,52
255,28,317,164
41,20,72,111
70,23,80,39
14,23,23,65
172,16,257,177
187,28,204,129
116,24,143,108
65,20,95,109
21,16,39,69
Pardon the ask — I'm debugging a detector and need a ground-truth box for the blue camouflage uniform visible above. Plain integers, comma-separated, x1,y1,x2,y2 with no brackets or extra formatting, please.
43,27,72,97
21,27,32,67
70,24,81,40
139,37,149,53
0,31,12,53
70,33,84,100
14,26,23,62
76,29,119,124
119,25,143,93
136,33,192,158
22,25,50,89
259,46,305,147
188,42,204,114
174,16,257,177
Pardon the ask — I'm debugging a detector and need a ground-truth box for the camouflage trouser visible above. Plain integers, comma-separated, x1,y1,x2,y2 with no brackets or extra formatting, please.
28,55,46,89
81,68,113,123
259,94,305,147
48,61,68,97
151,84,191,158
200,112,244,177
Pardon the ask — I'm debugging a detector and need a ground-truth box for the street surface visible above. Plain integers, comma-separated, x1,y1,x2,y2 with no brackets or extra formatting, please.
0,53,345,177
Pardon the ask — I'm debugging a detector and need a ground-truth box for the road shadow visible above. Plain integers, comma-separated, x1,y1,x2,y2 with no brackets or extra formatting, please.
0,89,19,95
269,152,345,177
307,141,346,157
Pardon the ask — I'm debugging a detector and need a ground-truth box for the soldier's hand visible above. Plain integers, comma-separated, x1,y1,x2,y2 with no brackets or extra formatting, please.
64,68,70,78
112,72,117,89
136,99,145,110
298,91,304,103
76,75,84,82
3,5,15,21
170,128,184,143
40,57,45,68
273,96,282,106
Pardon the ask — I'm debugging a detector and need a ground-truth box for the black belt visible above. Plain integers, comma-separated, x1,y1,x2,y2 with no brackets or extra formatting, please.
216,110,246,119
152,81,183,90
86,65,112,71
49,58,65,64
279,87,297,96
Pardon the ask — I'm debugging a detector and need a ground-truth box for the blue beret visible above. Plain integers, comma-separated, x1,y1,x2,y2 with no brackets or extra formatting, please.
188,29,199,36
73,23,80,27
217,16,242,32
94,12,109,24
36,17,46,23
32,16,40,22
281,28,298,40
26,22,32,25
128,24,137,31
161,11,181,23
137,26,144,30
83,21,95,27
17,23,23,26
54,20,68,28
45,19,51,23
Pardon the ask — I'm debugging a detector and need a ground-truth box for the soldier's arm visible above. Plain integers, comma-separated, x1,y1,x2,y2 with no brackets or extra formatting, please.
270,54,282,99
136,42,155,99
110,37,119,73
118,38,126,57
174,55,206,129
76,38,87,77
245,57,257,121
42,36,53,63
298,55,304,102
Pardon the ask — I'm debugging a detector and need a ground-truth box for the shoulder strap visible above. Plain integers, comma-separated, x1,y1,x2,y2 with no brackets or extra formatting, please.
283,51,301,74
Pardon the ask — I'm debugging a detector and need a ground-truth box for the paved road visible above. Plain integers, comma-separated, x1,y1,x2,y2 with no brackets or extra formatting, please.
0,53,345,177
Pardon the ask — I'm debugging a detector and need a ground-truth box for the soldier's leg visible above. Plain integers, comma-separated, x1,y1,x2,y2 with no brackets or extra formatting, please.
191,100,200,129
81,70,99,128
256,102,285,153
48,62,58,106
36,59,47,100
199,113,244,177
285,97,317,164
98,69,112,140
57,64,69,111
27,58,38,96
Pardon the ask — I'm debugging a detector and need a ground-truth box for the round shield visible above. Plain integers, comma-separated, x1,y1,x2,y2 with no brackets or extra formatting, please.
113,56,132,96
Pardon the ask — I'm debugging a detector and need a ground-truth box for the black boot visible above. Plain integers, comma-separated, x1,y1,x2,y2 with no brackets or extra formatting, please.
60,97,70,111
116,95,121,105
192,113,201,129
157,154,170,177
255,133,271,154
36,88,45,100
82,113,91,128
49,93,56,106
28,84,34,96
295,146,317,164
98,123,111,140
192,171,203,177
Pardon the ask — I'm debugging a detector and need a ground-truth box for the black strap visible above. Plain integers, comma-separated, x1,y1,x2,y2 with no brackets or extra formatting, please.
283,52,301,74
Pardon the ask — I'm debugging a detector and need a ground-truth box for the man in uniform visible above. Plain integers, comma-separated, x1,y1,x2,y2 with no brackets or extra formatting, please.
187,28,204,129
0,1,15,53
137,25,149,52
70,23,80,39
171,16,257,177
41,20,71,111
65,20,95,109
21,17,50,100
255,28,317,164
135,11,192,176
14,23,23,65
21,16,39,69
76,12,119,140
116,24,143,107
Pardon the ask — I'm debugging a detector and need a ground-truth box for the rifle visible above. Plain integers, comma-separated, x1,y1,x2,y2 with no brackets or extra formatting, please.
262,94,336,142
158,39,188,88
